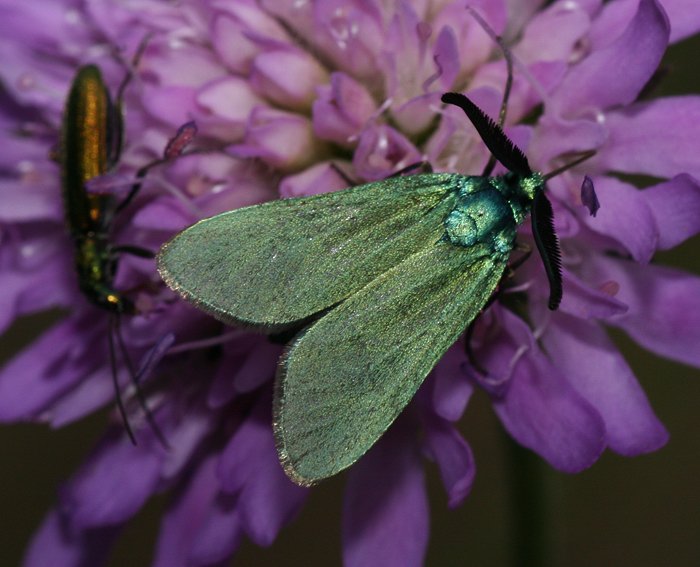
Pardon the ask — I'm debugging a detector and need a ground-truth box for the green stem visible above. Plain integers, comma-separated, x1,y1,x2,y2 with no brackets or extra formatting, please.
504,433,551,567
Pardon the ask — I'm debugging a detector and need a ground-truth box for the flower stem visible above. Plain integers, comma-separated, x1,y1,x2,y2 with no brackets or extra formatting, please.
504,432,551,567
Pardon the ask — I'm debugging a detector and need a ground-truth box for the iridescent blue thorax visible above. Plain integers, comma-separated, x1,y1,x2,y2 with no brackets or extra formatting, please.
444,172,544,255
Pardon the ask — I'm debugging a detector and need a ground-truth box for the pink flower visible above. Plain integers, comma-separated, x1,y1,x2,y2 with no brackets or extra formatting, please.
1,1,699,566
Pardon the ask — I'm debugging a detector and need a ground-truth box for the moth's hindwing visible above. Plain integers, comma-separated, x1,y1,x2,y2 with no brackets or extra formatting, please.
274,240,507,485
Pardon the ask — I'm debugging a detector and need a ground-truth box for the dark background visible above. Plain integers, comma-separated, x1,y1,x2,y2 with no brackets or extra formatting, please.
2,34,699,567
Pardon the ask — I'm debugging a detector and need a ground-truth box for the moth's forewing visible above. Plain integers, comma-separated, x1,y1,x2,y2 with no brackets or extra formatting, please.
274,240,507,485
157,174,461,330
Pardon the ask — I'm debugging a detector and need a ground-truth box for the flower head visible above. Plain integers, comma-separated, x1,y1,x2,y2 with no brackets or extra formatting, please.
1,1,700,566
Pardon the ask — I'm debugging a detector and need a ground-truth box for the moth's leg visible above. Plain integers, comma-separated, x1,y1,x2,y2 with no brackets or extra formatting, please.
114,161,155,214
330,162,358,187
464,318,489,376
330,160,434,189
505,243,532,276
112,244,155,259
388,160,433,177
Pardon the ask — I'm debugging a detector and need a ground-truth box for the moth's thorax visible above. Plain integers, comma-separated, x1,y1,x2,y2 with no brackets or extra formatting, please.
443,172,542,254
493,171,544,221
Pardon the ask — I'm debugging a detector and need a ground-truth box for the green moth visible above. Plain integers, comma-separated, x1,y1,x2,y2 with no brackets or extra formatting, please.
157,92,583,485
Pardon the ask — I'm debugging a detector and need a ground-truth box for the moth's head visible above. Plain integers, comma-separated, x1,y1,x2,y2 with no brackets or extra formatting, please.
519,171,545,201
500,171,544,204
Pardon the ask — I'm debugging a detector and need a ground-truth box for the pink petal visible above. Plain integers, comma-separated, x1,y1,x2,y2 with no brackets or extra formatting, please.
660,0,700,41
210,13,259,74
598,257,700,367
529,113,607,166
0,179,62,221
515,1,591,63
48,365,114,426
559,269,629,320
207,339,255,409
152,456,221,567
597,96,700,179
0,251,72,334
423,415,475,508
197,76,264,124
279,161,351,198
343,419,428,567
231,107,319,171
429,343,473,422
159,403,218,480
391,93,443,139
218,397,308,546
311,0,385,79
352,125,421,181
552,0,669,116
545,314,669,455
642,174,700,250
429,26,460,91
0,317,102,421
24,510,118,567
251,48,327,111
60,436,162,529
141,85,200,128
582,176,658,263
487,311,606,472
210,3,288,74
233,340,281,394
312,72,377,147
189,494,243,565
432,0,506,77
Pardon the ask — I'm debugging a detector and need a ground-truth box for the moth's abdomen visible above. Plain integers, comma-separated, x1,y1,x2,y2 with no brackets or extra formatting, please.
443,188,516,254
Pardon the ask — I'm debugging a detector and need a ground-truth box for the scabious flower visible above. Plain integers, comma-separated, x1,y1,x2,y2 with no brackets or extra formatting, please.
1,0,699,565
